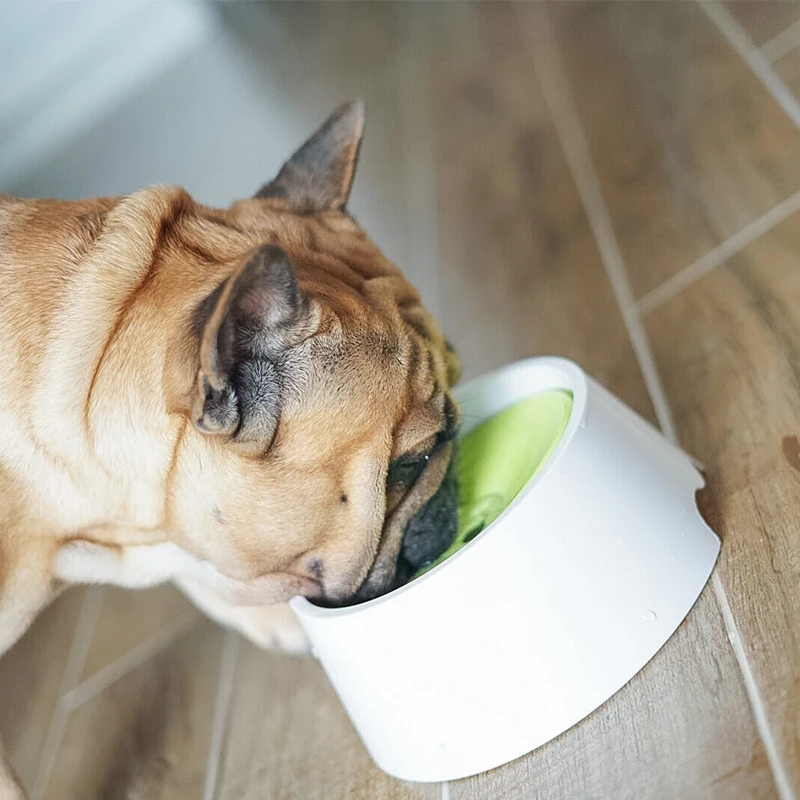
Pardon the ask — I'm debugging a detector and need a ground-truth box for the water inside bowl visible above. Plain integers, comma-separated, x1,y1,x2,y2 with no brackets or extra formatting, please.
411,389,574,580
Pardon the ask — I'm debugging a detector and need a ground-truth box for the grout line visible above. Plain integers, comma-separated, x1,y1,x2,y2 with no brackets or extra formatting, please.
61,610,199,710
702,1,800,131
759,18,800,65
396,1,441,318
441,780,451,800
636,188,800,316
518,3,677,442
203,630,241,800
711,572,798,800
524,6,798,800
30,587,105,800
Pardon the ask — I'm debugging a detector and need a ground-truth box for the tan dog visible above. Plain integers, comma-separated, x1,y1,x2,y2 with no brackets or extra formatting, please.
0,102,460,797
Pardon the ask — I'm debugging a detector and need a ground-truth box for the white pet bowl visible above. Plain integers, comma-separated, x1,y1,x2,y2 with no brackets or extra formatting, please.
291,357,720,783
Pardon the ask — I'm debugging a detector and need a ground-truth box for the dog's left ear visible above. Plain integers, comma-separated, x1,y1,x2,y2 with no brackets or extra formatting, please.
191,243,311,452
255,100,365,214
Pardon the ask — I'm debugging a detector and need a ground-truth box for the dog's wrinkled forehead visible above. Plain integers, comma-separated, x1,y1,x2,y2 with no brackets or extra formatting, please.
184,100,459,466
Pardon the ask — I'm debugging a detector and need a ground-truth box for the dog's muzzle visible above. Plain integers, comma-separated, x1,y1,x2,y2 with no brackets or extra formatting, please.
394,448,458,586
352,442,459,603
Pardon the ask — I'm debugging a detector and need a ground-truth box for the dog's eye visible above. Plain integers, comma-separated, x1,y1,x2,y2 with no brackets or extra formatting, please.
387,453,430,486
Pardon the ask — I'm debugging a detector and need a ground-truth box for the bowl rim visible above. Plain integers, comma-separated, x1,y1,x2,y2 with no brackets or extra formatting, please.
291,356,589,620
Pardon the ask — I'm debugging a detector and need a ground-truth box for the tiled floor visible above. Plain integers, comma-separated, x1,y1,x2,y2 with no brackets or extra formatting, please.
2,2,800,798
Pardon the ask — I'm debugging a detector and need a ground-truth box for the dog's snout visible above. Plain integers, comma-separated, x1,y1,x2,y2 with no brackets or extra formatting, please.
338,446,460,606
396,448,459,581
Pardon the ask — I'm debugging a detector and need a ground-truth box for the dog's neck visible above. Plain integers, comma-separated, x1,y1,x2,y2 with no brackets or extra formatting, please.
0,188,214,548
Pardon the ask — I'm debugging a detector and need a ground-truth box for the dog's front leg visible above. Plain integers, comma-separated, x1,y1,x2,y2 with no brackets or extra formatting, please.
53,539,197,589
174,576,310,654
53,539,311,654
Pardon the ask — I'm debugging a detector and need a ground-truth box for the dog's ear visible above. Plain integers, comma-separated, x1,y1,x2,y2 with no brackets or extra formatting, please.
191,243,310,451
255,100,365,214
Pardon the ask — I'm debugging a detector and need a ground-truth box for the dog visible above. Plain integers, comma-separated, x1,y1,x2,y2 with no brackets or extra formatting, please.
0,101,460,797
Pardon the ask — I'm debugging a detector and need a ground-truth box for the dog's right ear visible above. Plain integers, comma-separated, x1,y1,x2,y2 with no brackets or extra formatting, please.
191,243,310,451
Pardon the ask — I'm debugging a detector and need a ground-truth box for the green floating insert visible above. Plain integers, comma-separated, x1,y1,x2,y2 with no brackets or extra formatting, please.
412,389,574,580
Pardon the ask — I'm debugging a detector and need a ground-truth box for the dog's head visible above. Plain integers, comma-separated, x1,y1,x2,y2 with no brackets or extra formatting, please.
166,102,461,605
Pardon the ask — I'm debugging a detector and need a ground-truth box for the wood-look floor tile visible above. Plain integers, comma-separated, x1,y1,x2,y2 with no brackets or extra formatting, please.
452,587,777,800
725,0,800,48
0,588,86,791
430,2,654,422
216,642,440,800
78,585,199,684
42,622,223,800
431,4,777,797
645,211,800,792
541,0,800,300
